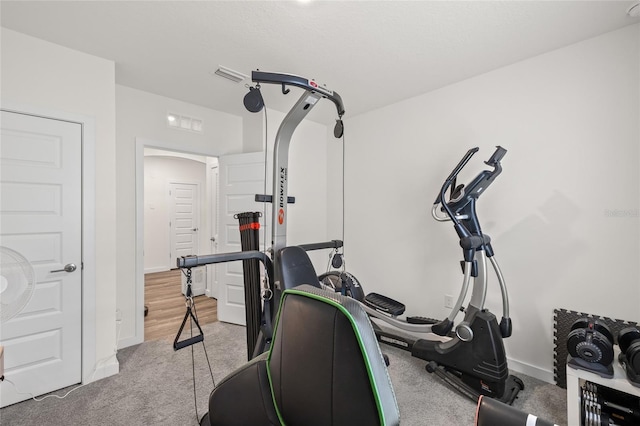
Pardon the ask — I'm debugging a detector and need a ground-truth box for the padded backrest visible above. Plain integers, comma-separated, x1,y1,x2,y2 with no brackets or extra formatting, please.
268,285,400,426
278,246,321,291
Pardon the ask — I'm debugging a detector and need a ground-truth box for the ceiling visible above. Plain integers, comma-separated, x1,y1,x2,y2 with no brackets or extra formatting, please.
2,1,639,123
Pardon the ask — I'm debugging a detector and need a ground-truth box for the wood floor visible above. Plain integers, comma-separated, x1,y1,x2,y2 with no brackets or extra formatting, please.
144,269,218,342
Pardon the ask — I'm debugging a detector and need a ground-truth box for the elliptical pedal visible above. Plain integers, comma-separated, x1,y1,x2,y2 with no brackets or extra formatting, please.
364,292,406,317
406,316,439,325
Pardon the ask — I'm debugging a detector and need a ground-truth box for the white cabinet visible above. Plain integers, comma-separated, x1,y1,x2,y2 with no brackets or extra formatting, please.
566,349,640,425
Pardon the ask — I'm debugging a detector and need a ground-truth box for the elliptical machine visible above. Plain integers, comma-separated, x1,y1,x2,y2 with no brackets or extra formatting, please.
346,146,524,404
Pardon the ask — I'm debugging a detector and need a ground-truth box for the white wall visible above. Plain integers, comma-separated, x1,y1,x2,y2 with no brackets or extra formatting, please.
341,24,640,382
116,85,243,346
143,155,207,272
142,155,206,270
1,28,118,379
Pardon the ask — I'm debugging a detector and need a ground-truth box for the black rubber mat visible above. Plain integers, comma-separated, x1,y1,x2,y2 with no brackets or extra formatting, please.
553,308,638,388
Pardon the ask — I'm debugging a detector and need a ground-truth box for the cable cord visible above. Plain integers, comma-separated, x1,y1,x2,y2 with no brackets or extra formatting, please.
179,277,216,424
2,316,123,402
181,276,216,424
189,301,216,387
341,127,346,254
262,105,269,254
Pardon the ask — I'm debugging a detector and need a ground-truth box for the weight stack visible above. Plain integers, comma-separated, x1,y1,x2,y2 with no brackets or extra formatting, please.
235,212,262,360
581,381,640,425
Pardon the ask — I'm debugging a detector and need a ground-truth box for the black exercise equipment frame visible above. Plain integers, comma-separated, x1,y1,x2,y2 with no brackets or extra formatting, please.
357,146,523,405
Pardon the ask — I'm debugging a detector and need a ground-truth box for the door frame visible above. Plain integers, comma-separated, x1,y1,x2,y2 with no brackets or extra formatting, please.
206,159,219,299
133,137,218,346
1,101,98,385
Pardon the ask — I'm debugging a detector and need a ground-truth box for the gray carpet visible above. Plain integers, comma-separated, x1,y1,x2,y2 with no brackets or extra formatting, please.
0,321,567,425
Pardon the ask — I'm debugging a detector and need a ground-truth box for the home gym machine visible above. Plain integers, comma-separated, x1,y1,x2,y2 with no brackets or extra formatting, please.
349,146,524,404
175,70,346,358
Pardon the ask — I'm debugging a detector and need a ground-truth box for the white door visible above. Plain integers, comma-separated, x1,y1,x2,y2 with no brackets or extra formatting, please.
169,182,200,261
169,182,203,296
0,110,82,407
217,152,267,325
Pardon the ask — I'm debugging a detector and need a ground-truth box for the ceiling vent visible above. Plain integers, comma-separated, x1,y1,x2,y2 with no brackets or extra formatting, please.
213,66,248,83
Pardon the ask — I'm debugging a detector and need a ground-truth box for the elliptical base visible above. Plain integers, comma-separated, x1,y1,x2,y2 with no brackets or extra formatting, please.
426,361,524,405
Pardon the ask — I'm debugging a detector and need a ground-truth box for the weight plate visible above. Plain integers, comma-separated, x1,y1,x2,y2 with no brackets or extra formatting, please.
617,327,640,353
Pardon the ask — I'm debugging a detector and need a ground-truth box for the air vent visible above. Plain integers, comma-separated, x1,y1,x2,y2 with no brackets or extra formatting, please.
167,112,203,133
212,66,248,83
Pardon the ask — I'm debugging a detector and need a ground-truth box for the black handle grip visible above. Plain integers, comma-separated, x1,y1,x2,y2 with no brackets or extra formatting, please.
446,147,479,183
173,335,204,351
434,147,479,205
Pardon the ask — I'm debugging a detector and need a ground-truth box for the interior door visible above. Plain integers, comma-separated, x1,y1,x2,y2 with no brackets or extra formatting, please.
0,110,82,407
169,182,203,296
169,182,200,261
217,152,267,325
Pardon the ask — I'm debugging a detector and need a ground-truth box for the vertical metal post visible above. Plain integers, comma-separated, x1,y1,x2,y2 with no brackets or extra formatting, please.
270,91,322,290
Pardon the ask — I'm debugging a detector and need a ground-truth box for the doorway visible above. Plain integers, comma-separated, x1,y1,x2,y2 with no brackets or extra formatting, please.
137,143,219,342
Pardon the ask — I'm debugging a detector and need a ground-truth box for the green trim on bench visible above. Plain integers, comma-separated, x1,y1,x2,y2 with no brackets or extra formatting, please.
265,288,388,426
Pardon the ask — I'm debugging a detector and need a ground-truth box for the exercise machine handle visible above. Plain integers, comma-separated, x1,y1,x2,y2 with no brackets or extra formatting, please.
444,147,479,186
434,147,479,204
297,240,344,251
435,147,479,237
178,250,274,292
252,70,346,117
173,335,204,351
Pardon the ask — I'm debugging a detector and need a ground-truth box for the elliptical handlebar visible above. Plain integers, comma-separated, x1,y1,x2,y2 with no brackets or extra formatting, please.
432,147,479,228
252,70,345,117
433,146,506,229
442,147,479,191
432,146,513,337
435,147,480,238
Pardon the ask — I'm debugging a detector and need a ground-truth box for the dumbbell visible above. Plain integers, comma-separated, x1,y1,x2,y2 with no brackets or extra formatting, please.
617,327,640,385
566,318,614,367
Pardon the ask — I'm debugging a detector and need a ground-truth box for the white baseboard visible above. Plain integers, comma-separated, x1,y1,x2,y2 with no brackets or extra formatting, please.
88,354,120,383
508,357,555,384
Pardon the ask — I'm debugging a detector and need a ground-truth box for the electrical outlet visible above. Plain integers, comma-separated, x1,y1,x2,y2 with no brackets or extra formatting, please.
444,295,454,309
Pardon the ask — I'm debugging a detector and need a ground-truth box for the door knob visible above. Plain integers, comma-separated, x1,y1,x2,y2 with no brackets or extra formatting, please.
50,263,77,273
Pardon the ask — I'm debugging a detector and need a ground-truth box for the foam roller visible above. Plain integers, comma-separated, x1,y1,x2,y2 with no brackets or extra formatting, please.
475,396,558,426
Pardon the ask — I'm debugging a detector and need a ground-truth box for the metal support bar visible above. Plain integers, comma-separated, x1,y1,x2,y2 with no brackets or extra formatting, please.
271,91,323,256
177,251,274,290
252,70,345,116
255,194,295,204
298,240,344,251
